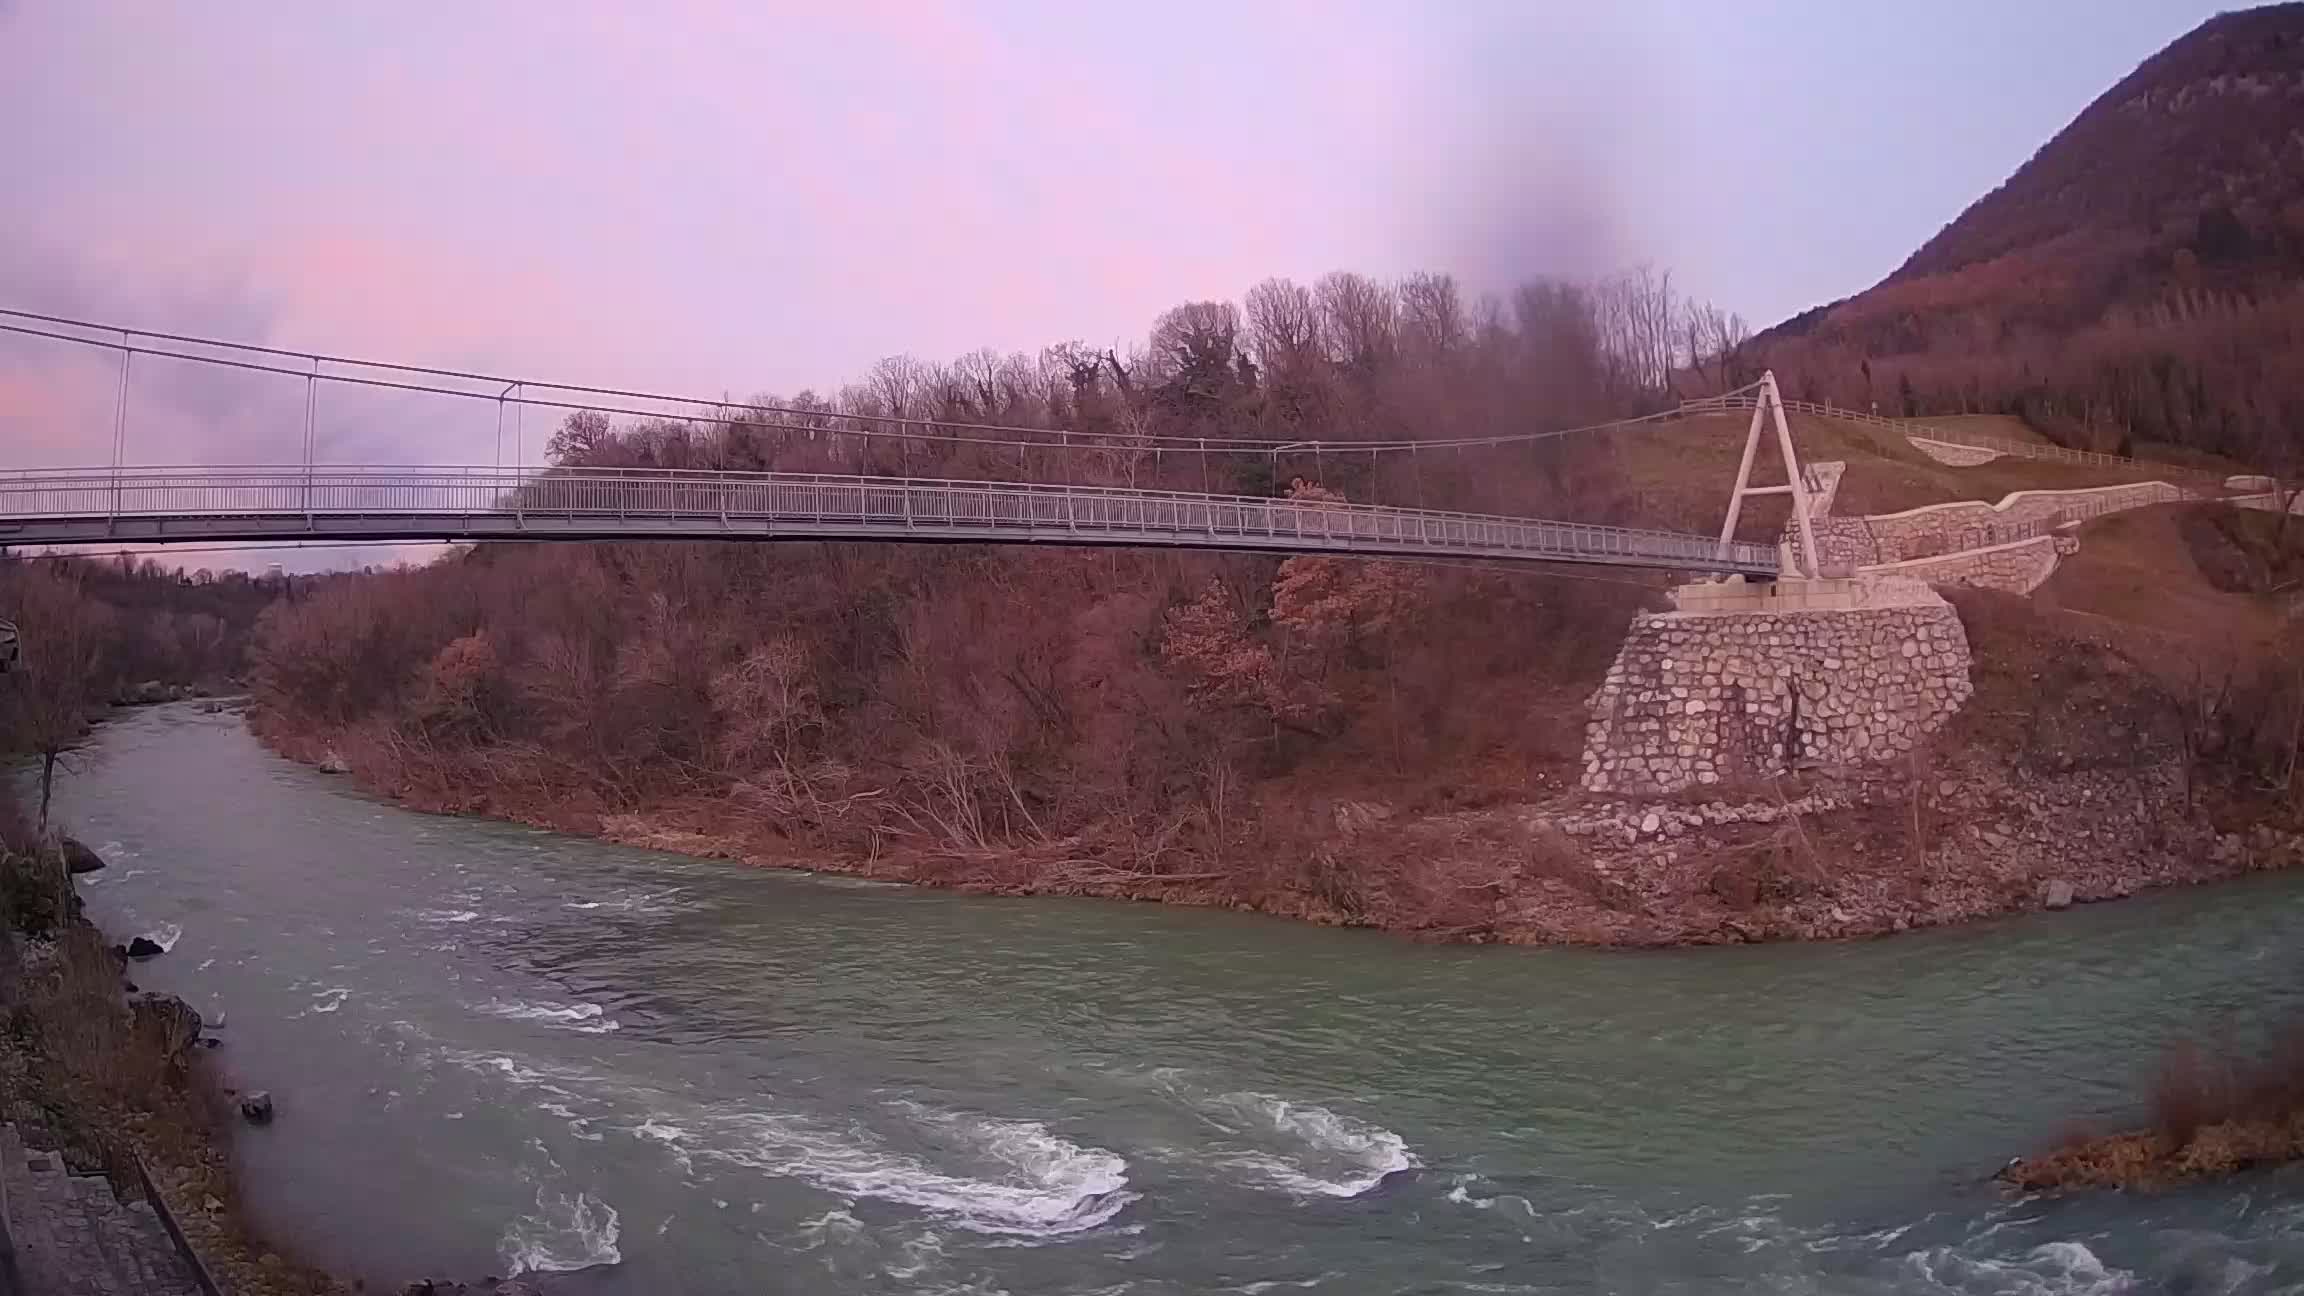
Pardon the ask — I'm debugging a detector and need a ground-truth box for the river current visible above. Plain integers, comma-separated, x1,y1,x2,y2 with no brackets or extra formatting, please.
49,703,2304,1293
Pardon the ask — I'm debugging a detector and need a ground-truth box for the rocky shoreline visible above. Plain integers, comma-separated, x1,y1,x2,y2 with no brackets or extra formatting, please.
0,843,348,1295
5,834,562,1295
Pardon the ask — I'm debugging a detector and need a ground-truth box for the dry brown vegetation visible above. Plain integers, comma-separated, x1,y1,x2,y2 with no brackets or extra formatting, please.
240,236,2304,944
250,535,1656,935
0,557,278,827
247,265,1781,935
2005,1021,2304,1192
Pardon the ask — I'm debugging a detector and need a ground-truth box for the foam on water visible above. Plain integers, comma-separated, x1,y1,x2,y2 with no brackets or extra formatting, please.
498,1187,622,1275
149,921,184,952
481,998,622,1034
446,1048,1131,1237
634,1117,695,1174
1194,1092,1418,1198
793,1207,866,1249
1444,1179,1537,1223
708,1103,1136,1237
570,888,689,917
1902,1239,2136,1293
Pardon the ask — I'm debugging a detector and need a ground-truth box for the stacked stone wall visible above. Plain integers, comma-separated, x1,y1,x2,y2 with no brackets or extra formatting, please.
1809,517,1881,567
1860,481,2195,562
1777,462,1875,568
1859,534,2076,595
1582,590,1973,795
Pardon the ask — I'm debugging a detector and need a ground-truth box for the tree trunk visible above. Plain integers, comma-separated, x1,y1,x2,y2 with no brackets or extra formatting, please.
37,749,56,835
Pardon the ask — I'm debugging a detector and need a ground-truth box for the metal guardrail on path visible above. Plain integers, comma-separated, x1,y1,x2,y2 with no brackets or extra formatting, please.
0,465,1783,576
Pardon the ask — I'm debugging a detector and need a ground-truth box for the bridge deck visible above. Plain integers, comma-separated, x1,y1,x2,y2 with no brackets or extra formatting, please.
0,467,1780,575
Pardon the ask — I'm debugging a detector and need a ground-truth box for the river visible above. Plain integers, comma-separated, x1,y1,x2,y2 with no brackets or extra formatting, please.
47,703,2304,1293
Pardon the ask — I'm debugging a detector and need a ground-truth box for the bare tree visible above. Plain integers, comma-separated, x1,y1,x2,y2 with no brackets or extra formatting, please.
0,568,115,833
546,409,614,465
1148,302,1244,382
1315,271,1398,377
1398,271,1468,362
1593,264,1681,400
1683,300,1754,395
1244,278,1323,377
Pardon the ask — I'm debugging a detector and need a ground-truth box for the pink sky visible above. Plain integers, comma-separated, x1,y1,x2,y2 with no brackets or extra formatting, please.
0,0,2236,564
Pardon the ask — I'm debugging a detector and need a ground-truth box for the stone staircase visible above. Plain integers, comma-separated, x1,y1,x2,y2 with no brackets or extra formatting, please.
0,1122,203,1296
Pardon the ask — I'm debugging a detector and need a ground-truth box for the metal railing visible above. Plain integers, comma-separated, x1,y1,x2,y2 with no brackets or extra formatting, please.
1679,393,2230,481
125,1149,223,1296
0,464,1782,575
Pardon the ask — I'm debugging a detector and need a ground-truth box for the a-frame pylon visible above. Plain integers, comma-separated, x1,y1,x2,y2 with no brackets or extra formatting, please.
1715,370,1819,579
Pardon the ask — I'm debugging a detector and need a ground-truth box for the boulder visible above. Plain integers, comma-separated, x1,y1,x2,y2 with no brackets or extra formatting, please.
239,1091,275,1124
60,837,105,875
2042,879,2075,911
130,993,203,1056
318,749,350,775
125,936,166,959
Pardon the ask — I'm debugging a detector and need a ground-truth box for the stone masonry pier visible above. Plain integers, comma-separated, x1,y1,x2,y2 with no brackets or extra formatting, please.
1581,577,1974,795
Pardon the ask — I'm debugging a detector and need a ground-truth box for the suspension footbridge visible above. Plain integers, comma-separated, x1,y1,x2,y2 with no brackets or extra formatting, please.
0,310,1798,576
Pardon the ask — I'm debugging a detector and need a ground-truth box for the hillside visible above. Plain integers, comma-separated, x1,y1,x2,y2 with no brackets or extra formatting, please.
1755,4,2304,470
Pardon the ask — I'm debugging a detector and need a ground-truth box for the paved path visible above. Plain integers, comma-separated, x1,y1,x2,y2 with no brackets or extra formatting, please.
0,466,1784,576
1,1123,200,1295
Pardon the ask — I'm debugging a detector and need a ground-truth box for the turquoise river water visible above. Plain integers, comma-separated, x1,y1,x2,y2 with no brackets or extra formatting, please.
51,703,2304,1293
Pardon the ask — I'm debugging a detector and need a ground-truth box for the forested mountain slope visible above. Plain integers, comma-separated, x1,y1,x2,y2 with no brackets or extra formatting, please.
1757,4,2304,470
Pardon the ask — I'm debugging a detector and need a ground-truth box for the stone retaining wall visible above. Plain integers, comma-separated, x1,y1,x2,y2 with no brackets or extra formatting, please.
1782,466,2213,568
1858,534,2078,595
1809,517,1881,567
1858,481,2197,562
1908,438,2004,466
1581,583,1974,795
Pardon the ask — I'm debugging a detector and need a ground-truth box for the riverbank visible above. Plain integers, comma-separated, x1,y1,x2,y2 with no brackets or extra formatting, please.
0,836,349,1296
251,696,2299,951
2,828,556,1295
246,581,2304,948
